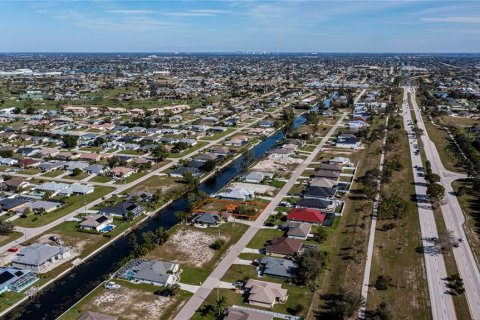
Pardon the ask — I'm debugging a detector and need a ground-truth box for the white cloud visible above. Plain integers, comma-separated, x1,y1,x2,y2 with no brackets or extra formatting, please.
422,16,480,24
107,10,154,15
164,9,231,17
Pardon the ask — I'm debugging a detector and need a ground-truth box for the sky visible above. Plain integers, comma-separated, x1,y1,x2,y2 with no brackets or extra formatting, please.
1,0,480,52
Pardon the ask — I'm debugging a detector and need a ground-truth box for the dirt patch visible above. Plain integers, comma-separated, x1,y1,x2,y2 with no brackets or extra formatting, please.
89,287,173,320
149,228,229,267
37,233,87,254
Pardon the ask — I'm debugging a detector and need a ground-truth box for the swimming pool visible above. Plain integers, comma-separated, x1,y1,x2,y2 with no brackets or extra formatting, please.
100,225,114,233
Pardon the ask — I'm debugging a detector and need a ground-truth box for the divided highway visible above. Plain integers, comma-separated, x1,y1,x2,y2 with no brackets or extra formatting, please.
408,85,480,319
402,86,456,320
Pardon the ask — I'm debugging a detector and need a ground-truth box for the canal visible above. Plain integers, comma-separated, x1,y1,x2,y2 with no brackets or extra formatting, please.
6,114,308,320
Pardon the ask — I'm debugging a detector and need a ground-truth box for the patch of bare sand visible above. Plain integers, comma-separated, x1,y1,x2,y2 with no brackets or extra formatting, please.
90,287,172,320
162,229,229,267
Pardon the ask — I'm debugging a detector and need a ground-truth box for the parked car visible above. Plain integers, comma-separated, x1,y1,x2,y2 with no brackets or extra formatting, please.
7,247,18,252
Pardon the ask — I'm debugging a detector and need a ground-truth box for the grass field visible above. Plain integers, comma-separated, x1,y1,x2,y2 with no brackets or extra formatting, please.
42,170,64,178
366,118,431,319
422,117,466,173
246,228,284,249
0,231,23,247
89,175,112,183
452,180,480,268
311,116,384,318
13,186,115,228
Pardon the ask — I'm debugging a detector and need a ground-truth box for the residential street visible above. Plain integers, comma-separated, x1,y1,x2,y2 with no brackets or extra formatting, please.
409,85,480,320
173,112,347,320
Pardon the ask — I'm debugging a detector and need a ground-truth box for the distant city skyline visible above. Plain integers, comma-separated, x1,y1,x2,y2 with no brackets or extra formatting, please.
1,0,480,52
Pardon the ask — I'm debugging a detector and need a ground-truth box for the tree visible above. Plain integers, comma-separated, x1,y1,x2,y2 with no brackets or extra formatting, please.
175,211,191,224
377,194,408,220
201,159,217,172
450,273,465,295
312,227,328,244
71,168,82,176
282,106,295,135
296,250,328,290
210,239,225,250
0,221,13,235
93,137,106,147
62,135,79,149
374,275,393,290
182,172,199,190
42,190,53,200
151,144,168,162
374,301,394,320
213,295,227,317
331,289,365,320
240,149,255,173
437,229,457,253
427,182,445,208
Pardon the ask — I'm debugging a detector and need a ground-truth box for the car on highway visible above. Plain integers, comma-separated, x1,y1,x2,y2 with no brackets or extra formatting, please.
459,237,465,243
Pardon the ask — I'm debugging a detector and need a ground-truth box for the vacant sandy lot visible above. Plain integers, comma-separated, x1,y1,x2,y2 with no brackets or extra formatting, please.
148,228,229,267
230,182,277,195
87,287,173,320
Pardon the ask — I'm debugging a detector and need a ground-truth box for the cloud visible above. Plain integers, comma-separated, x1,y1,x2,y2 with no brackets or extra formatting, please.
164,9,231,17
107,10,154,15
421,16,480,24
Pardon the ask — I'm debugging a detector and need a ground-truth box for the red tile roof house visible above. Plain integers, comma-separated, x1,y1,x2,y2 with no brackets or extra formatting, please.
18,158,40,169
287,208,327,226
265,237,303,258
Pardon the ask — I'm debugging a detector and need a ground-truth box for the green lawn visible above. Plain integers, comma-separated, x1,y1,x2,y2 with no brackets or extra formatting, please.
89,175,112,183
246,228,284,249
20,168,41,175
200,128,236,141
42,170,64,178
114,172,148,184
68,172,90,180
13,186,115,228
168,141,209,158
0,231,23,247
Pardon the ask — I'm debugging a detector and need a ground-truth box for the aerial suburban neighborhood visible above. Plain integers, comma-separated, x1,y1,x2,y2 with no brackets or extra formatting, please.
0,3,480,318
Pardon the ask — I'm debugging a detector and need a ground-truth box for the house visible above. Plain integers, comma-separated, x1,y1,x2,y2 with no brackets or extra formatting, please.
16,147,41,157
99,201,144,219
0,178,28,191
110,167,135,178
335,134,360,149
35,182,69,196
316,163,343,172
312,169,340,180
59,183,95,196
244,279,288,308
303,186,336,200
225,135,249,147
0,157,18,166
242,172,273,184
284,221,312,240
216,187,255,201
22,201,62,214
38,161,64,172
18,158,40,169
79,214,114,232
84,164,106,175
0,197,30,212
265,237,303,257
169,166,202,178
296,198,335,211
192,213,225,227
11,243,71,273
0,267,39,294
64,161,89,171
309,177,337,189
259,256,298,279
258,120,275,128
330,157,351,166
287,208,327,226
224,307,273,320
127,191,153,203
77,311,118,320
210,146,232,157
118,259,179,286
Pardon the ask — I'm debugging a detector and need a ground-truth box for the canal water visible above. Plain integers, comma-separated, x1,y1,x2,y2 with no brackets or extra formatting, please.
6,115,308,320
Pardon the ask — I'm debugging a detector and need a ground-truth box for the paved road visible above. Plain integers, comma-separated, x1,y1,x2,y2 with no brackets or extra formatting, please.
173,113,347,320
403,86,456,320
409,85,480,319
358,116,389,319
